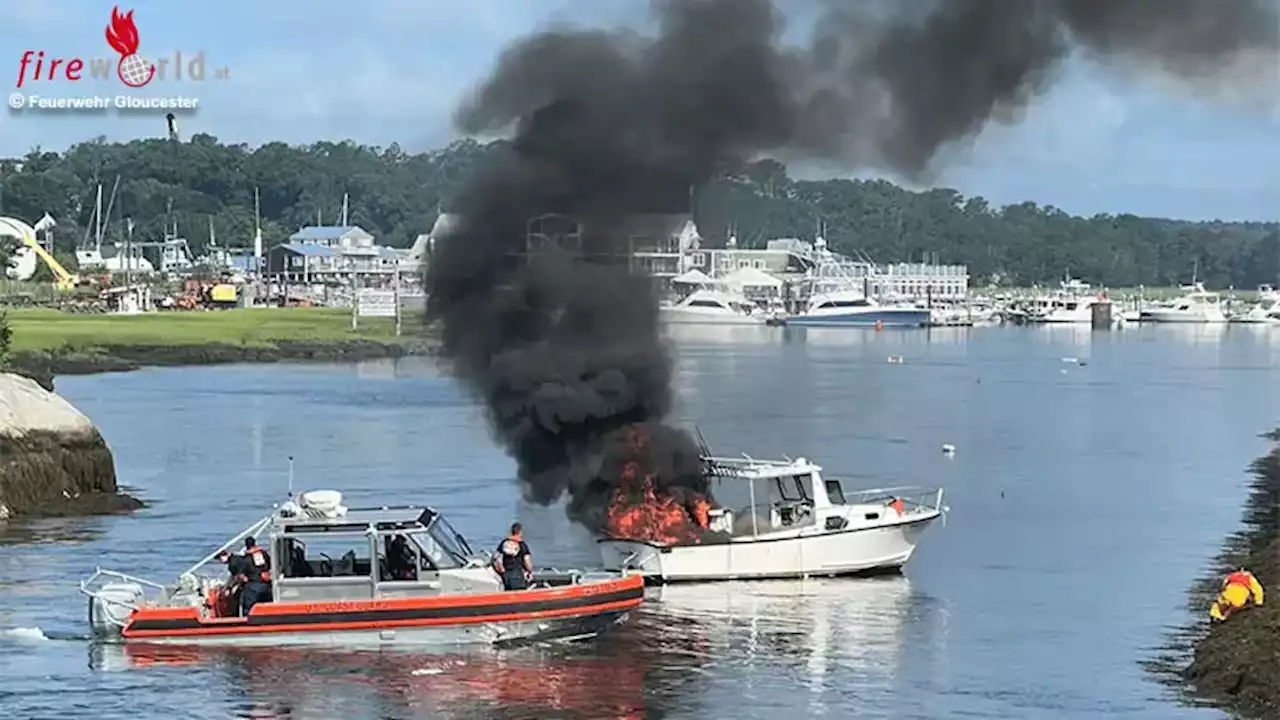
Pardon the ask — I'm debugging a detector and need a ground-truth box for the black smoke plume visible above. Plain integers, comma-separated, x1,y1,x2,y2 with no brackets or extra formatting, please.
426,0,1277,532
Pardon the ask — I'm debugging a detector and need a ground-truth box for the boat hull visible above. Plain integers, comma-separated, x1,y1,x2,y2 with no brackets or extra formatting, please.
785,309,931,328
1138,310,1227,323
102,575,644,647
659,310,769,326
597,512,939,583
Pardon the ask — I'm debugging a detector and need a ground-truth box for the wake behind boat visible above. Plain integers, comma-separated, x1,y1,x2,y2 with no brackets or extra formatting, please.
81,490,643,647
597,453,946,583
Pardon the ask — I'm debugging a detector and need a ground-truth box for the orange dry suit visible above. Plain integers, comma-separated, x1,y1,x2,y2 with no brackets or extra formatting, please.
1210,569,1264,622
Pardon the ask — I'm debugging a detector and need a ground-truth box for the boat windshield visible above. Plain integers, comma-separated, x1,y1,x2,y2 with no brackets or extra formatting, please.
426,514,474,564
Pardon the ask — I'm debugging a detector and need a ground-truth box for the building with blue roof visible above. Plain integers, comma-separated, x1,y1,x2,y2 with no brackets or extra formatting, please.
266,225,407,283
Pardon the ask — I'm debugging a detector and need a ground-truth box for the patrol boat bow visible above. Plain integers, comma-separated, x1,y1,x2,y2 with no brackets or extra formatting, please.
80,490,644,646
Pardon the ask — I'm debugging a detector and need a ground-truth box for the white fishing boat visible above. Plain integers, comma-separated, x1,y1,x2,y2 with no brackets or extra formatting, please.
659,288,775,326
1139,282,1227,323
597,455,946,583
1027,278,1113,324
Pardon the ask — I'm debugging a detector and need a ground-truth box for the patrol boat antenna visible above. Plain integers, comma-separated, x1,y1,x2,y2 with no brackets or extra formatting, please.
286,455,295,498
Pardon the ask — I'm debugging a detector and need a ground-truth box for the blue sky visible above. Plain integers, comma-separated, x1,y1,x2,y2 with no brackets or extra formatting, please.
3,0,1278,222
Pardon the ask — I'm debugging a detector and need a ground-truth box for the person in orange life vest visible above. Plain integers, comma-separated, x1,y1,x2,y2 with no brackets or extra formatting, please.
886,497,905,515
493,522,533,591
240,536,273,616
1210,568,1264,623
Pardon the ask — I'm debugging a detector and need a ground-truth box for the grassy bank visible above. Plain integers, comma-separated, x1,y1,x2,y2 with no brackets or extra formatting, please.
5,307,437,379
1147,430,1280,718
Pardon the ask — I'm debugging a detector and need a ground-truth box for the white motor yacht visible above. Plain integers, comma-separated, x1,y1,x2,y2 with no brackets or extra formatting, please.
1230,285,1280,324
659,289,773,326
598,454,946,583
787,290,932,328
1139,283,1227,323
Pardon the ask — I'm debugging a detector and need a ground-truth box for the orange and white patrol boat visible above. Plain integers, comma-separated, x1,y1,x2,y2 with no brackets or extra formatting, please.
79,489,644,646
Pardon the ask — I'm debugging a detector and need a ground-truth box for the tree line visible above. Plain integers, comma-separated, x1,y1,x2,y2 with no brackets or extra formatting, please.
1,135,1276,288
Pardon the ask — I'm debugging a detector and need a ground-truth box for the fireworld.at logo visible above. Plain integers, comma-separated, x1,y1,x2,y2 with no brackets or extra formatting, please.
15,5,227,89
106,6,154,87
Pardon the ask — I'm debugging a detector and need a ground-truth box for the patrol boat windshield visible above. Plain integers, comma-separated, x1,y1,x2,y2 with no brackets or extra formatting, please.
427,513,475,564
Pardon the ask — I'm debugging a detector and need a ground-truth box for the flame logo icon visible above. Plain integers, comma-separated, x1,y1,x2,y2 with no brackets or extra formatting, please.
105,6,155,88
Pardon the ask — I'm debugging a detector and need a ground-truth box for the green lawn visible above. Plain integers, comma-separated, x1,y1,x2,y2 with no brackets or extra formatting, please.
5,308,418,352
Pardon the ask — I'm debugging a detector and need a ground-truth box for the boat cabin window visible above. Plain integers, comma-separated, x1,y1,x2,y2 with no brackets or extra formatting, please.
279,533,373,579
377,533,426,581
688,299,727,308
816,299,871,309
824,479,846,505
774,474,813,503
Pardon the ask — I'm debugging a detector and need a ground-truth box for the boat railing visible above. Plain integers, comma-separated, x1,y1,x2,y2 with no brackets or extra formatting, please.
79,568,170,620
834,485,945,514
181,514,274,577
702,454,818,476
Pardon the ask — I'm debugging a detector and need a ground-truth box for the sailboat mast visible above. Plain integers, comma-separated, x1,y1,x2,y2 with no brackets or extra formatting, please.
101,175,120,244
94,184,103,253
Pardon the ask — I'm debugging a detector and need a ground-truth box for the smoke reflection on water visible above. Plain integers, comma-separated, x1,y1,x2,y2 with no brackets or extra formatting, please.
83,577,928,719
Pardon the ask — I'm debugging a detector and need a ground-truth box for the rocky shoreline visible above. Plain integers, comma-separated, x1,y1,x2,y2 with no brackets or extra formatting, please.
1163,430,1280,719
0,373,142,522
8,338,438,386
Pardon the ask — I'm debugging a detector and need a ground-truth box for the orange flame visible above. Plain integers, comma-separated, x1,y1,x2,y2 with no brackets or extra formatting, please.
106,6,141,57
601,425,713,546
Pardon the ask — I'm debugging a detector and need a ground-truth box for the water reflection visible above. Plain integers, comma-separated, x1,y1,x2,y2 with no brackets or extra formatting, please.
662,324,784,346
80,579,917,719
780,326,938,349
0,517,105,547
1138,323,1229,345
645,576,915,716
88,617,712,720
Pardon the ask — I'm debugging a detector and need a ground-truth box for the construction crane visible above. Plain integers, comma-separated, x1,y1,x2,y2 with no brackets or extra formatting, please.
0,215,87,291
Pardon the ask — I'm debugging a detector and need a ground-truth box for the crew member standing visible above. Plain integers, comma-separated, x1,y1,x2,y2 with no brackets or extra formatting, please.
215,548,251,617
493,522,533,591
1210,567,1265,623
241,536,273,616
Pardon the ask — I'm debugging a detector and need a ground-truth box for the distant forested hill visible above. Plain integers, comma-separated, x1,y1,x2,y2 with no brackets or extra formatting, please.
1,135,1276,288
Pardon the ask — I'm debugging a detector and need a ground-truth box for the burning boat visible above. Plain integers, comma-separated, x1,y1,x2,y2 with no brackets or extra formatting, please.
598,453,946,583
80,489,644,646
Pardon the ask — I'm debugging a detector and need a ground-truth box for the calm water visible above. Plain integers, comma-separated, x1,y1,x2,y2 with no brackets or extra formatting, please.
3,323,1279,720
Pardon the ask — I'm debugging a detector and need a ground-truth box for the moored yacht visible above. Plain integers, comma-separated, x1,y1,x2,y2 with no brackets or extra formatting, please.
1139,283,1227,323
787,290,932,327
1229,285,1280,324
660,289,775,326
1029,279,1112,324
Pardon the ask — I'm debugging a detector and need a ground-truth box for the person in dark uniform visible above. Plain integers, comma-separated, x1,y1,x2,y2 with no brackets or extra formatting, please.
492,522,533,591
215,548,251,617
240,536,273,616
